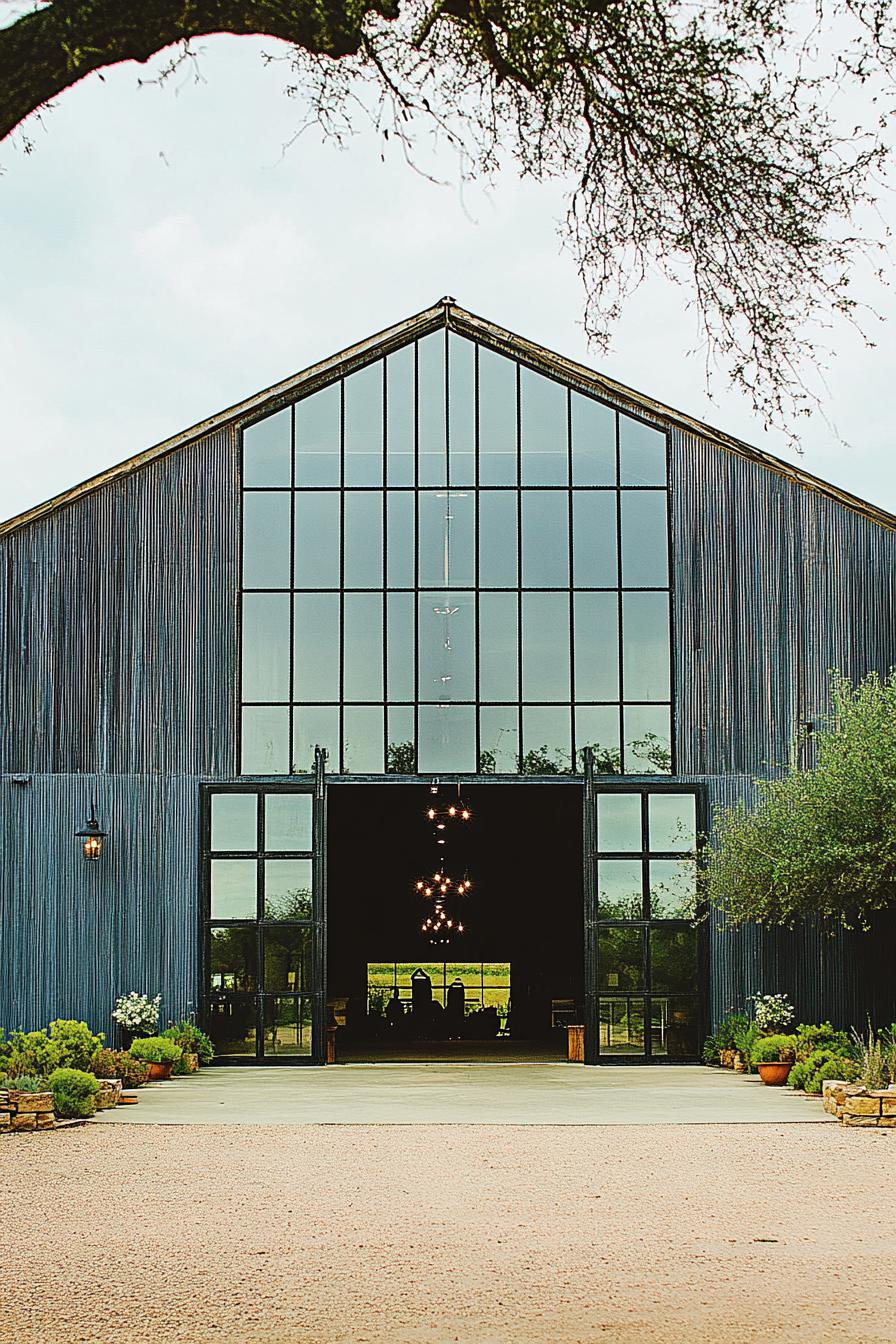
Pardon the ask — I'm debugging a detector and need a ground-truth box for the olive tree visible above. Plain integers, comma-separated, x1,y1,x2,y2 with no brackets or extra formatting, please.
702,671,896,928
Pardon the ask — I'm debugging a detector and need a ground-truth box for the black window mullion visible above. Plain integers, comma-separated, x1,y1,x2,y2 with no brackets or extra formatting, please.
515,360,523,765
566,386,575,770
474,341,481,772
413,339,420,759
338,380,346,773
614,412,624,770
288,406,296,773
382,361,389,769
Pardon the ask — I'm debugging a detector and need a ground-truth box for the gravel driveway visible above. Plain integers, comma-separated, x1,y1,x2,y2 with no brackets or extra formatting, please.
4,1122,894,1343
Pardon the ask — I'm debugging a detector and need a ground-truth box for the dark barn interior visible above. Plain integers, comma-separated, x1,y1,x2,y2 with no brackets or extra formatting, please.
327,783,584,1061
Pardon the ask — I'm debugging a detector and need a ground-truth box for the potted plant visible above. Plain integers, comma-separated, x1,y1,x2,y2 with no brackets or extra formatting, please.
111,992,162,1047
161,1020,214,1073
752,1033,797,1085
752,993,795,1036
129,1036,182,1081
732,1020,760,1072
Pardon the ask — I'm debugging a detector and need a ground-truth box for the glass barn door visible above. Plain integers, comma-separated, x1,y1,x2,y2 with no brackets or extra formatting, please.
582,749,702,1063
201,749,327,1063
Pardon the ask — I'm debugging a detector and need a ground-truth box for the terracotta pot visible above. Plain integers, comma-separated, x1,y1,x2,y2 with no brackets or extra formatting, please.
757,1060,793,1087
145,1061,173,1081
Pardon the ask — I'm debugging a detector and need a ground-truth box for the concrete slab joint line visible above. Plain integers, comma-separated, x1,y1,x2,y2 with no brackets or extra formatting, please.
94,1065,835,1127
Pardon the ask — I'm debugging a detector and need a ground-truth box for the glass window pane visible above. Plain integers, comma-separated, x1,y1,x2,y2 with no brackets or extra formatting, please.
386,492,415,587
597,859,643,918
478,492,518,587
386,345,415,486
650,928,697,992
418,704,476,772
387,707,416,773
206,991,256,1053
620,492,668,587
295,382,340,487
448,333,475,486
294,594,339,701
418,332,446,487
520,366,568,485
241,706,289,774
264,995,312,1057
209,930,257,990
624,705,672,774
244,408,291,488
576,706,621,775
294,491,340,588
263,927,312,991
652,996,699,1058
573,592,618,701
571,393,615,486
211,793,258,852
622,593,670,702
264,794,312,852
418,491,475,587
243,493,291,588
264,858,312,920
599,997,645,1055
598,926,644,989
649,859,697,918
343,706,384,772
387,591,415,701
479,592,518,702
211,859,257,919
242,594,290,701
597,795,641,852
522,706,571,773
648,794,697,853
343,593,383,701
344,493,383,587
522,592,570,700
479,707,518,773
572,492,617,586
418,591,475,701
293,706,339,776
478,346,517,486
344,360,383,486
619,414,666,486
521,492,568,586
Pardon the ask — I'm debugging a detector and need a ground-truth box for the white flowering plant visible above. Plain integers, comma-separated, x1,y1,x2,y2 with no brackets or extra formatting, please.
112,992,161,1038
752,993,795,1034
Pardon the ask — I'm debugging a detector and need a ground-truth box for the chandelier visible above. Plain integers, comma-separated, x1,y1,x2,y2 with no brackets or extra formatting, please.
421,903,465,944
426,800,472,826
415,868,472,899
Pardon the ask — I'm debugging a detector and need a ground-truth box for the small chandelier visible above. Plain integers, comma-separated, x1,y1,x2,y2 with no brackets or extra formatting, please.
421,902,465,945
414,868,472,899
425,797,472,827
75,799,107,862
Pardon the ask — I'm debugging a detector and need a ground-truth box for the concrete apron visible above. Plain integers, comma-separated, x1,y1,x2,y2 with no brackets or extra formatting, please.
94,1064,834,1126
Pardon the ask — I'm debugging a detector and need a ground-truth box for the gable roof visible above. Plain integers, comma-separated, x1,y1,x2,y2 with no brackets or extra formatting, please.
2,298,894,538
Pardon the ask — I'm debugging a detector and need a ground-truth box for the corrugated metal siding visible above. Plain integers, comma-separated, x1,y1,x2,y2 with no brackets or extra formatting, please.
0,774,198,1034
0,426,239,776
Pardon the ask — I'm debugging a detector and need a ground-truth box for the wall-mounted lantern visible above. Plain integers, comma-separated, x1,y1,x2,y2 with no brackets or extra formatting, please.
75,800,107,862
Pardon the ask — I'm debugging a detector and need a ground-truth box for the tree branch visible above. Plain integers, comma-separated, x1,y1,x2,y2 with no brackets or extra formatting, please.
0,0,398,142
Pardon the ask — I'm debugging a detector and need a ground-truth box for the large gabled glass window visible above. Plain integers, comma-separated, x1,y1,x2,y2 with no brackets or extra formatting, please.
240,328,673,775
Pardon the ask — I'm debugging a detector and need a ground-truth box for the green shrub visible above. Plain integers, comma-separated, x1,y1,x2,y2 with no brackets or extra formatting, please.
8,1074,49,1092
702,1034,721,1065
162,1022,214,1065
48,1019,105,1071
7,1030,61,1079
90,1048,151,1087
715,1012,750,1052
795,1022,850,1063
48,1067,100,1118
751,1034,797,1064
0,1033,11,1066
789,1061,809,1090
129,1036,182,1065
800,1048,859,1094
733,1021,761,1069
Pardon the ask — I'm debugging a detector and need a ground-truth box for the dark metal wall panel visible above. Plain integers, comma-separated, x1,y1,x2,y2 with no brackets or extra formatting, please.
0,427,240,777
671,429,896,779
0,773,198,1035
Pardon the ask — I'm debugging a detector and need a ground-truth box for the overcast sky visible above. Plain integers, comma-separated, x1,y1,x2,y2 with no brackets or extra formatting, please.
2,32,896,525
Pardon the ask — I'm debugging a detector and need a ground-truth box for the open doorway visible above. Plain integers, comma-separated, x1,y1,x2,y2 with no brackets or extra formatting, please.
326,782,584,1062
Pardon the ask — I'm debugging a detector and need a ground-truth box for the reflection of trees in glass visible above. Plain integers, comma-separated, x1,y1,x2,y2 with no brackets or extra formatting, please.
209,929,256,990
519,745,572,775
578,742,622,775
387,740,416,773
598,894,642,919
649,860,698,918
265,887,312,920
650,929,698,992
478,750,497,774
629,733,672,773
598,927,643,989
